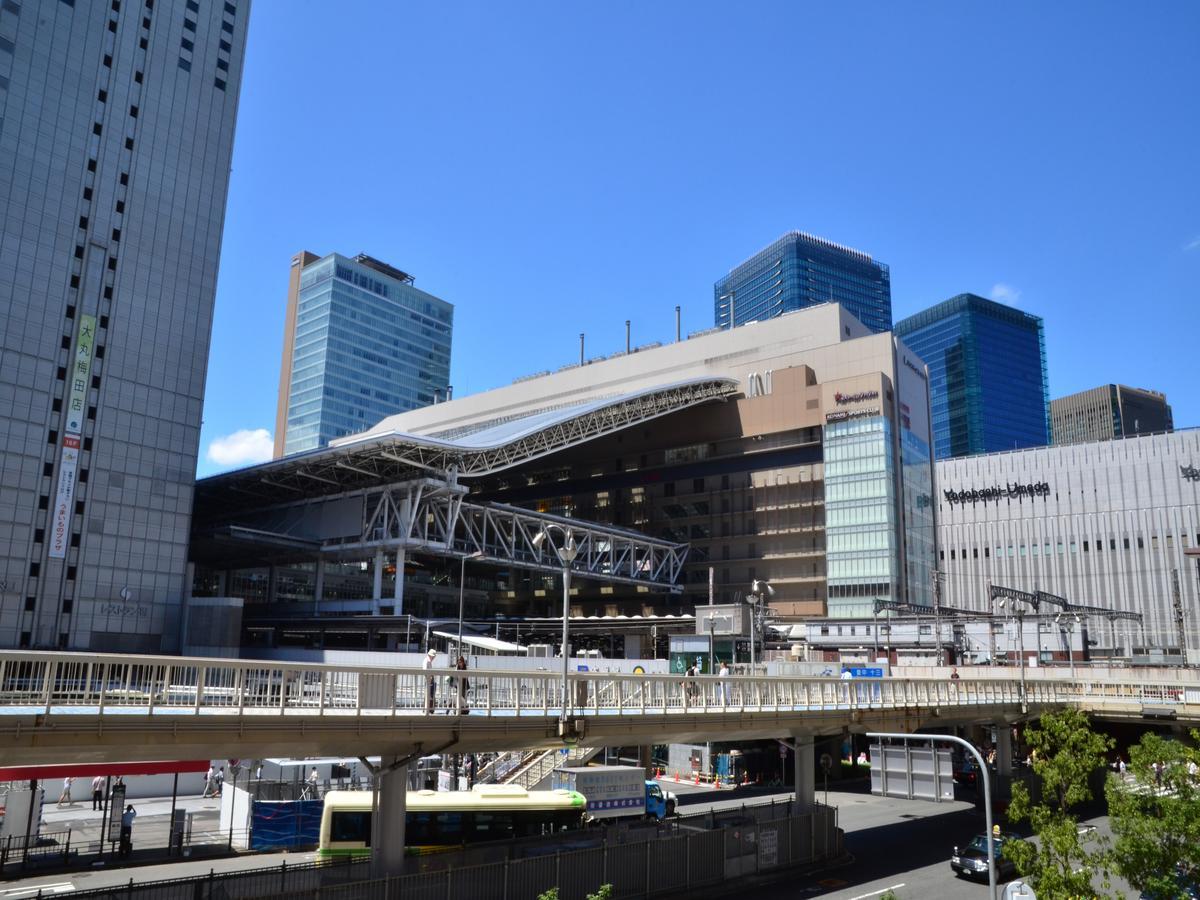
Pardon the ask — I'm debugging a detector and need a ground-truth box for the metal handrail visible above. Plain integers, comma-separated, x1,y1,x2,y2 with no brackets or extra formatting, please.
0,650,1195,720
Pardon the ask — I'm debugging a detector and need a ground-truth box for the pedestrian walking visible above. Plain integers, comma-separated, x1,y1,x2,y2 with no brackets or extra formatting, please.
57,776,75,806
1117,756,1127,779
684,660,699,703
949,667,960,680
91,774,105,810
215,765,225,795
119,804,136,859
1154,760,1163,787
718,660,731,705
423,648,438,713
202,765,215,798
454,656,470,713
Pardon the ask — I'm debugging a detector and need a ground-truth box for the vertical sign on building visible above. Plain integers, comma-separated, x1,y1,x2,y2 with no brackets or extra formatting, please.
66,315,97,435
49,315,96,559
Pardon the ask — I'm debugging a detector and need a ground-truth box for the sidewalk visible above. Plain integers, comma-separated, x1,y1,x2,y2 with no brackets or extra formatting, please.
41,793,221,828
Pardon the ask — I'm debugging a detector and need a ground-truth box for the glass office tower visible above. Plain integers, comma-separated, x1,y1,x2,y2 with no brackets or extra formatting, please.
714,231,892,333
275,252,454,457
895,294,1049,459
0,0,250,650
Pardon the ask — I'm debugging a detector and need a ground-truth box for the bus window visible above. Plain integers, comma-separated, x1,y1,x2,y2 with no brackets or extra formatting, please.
473,812,514,841
330,811,371,845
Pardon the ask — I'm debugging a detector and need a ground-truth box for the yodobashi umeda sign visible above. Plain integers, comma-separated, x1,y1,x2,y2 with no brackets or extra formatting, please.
943,482,1050,505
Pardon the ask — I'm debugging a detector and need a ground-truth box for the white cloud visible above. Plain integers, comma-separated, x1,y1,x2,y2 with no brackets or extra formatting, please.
989,283,1021,304
206,428,273,467
1185,235,1200,252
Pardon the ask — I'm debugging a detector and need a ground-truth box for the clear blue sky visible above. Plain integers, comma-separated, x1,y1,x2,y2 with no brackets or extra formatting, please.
198,1,1200,476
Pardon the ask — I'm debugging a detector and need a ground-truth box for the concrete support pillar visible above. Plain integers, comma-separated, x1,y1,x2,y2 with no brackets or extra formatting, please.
372,549,384,601
638,745,653,778
994,722,1013,800
374,757,409,877
793,735,815,812
217,570,228,595
313,559,325,613
266,565,278,604
393,548,406,615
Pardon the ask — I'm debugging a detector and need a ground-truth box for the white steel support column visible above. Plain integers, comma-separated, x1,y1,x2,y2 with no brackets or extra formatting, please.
793,735,815,812
375,757,408,876
393,548,405,615
372,549,384,601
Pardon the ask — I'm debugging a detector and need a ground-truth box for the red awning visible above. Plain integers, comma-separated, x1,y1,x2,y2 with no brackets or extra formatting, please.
0,760,210,781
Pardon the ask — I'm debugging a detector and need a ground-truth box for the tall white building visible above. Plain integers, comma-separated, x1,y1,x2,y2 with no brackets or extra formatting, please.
936,430,1200,663
0,0,250,650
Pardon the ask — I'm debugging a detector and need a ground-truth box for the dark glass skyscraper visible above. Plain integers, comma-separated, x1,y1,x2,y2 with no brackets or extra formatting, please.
895,294,1049,459
714,232,892,333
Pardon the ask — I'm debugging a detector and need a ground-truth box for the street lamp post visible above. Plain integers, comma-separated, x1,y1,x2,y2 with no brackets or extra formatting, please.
456,551,484,656
869,732,998,900
533,526,579,735
746,580,773,673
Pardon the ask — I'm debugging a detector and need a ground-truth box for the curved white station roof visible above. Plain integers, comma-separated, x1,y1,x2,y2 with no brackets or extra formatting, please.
200,376,738,504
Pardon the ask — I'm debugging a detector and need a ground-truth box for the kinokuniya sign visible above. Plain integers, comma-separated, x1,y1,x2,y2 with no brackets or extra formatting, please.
943,481,1050,505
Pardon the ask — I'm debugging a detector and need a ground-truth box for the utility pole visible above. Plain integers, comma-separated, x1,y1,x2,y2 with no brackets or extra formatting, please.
932,567,944,666
1172,568,1186,663
987,582,996,665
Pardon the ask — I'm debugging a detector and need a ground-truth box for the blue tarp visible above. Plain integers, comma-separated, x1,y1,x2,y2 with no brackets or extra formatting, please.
250,799,323,850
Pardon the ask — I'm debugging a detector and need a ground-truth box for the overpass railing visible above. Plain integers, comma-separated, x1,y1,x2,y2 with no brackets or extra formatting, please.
0,650,1027,716
0,651,1193,719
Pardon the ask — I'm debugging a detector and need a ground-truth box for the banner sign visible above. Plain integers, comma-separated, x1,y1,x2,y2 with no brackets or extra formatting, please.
65,315,97,435
48,435,80,559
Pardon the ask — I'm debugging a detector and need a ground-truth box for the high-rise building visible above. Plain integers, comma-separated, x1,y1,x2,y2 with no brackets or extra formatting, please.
274,252,453,458
0,0,250,651
714,232,892,333
1050,385,1173,446
894,294,1048,459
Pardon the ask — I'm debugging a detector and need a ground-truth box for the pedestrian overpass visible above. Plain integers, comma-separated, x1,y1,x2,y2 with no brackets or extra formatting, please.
1,650,1196,767
2,650,1196,875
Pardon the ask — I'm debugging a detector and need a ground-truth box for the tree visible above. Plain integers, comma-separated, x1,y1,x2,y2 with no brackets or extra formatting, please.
537,885,613,900
1005,707,1114,898
1106,728,1200,897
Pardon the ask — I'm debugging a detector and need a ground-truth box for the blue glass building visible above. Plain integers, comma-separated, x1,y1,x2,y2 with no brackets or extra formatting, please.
894,294,1048,459
714,232,892,333
275,252,453,456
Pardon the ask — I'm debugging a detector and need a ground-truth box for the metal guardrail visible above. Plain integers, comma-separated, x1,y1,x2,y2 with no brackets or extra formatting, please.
0,651,1195,722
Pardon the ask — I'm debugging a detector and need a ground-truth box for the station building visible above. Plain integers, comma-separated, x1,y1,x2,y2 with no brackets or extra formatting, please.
190,304,938,652
935,429,1200,664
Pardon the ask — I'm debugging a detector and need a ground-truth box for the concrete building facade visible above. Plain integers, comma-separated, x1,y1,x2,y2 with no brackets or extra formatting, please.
0,0,250,650
192,305,937,644
1051,384,1173,446
273,251,453,458
935,430,1200,664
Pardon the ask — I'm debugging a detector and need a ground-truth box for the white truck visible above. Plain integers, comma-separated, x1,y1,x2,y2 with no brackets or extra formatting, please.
550,765,676,821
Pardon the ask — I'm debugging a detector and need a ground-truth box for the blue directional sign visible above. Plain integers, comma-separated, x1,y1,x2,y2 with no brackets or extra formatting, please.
845,667,884,678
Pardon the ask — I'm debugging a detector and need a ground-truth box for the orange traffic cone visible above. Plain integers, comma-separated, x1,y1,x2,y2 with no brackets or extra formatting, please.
694,772,700,785
674,771,679,782
714,778,721,790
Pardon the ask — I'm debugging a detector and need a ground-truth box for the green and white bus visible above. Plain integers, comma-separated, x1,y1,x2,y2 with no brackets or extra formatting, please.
318,785,587,860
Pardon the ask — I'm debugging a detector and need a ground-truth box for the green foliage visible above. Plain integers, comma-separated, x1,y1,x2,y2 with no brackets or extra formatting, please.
537,885,613,900
879,892,899,900
1006,708,1114,898
1106,728,1200,898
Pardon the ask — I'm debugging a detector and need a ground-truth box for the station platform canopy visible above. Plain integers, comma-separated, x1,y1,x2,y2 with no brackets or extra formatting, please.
195,377,737,513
